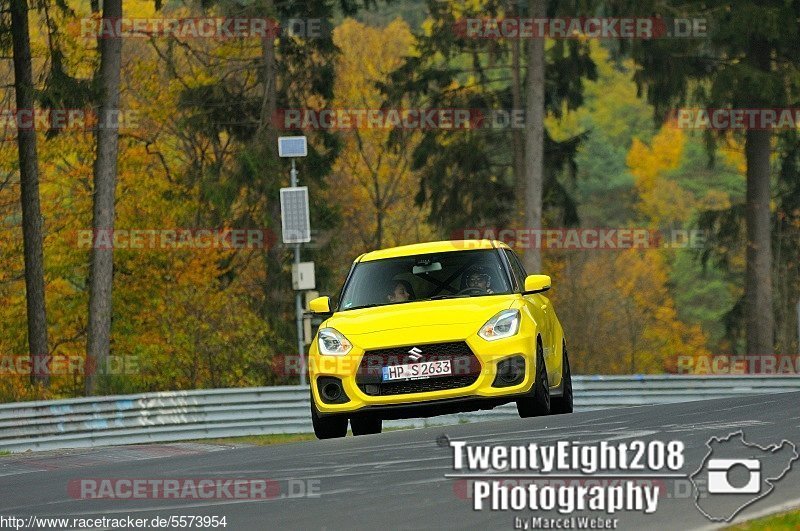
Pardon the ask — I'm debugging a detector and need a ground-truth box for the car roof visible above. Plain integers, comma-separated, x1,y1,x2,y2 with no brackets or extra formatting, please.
358,240,510,262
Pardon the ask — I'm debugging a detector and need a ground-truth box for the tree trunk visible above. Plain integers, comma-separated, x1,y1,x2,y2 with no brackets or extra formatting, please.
258,11,277,138
259,5,282,310
522,0,546,274
744,128,773,358
511,36,525,227
257,0,296,375
86,0,123,395
743,37,774,363
11,0,50,387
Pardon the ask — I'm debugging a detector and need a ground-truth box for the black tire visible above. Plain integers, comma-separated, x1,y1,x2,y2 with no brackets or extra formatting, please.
310,392,347,439
517,341,551,418
550,343,573,415
350,414,382,436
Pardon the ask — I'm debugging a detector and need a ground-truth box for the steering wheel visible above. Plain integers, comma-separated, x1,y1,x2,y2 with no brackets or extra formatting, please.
456,287,485,296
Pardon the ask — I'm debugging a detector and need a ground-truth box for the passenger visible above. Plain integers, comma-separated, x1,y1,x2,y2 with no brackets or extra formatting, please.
387,280,415,303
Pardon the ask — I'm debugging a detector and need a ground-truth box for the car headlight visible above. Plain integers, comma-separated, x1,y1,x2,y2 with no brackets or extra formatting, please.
478,309,520,341
317,328,352,356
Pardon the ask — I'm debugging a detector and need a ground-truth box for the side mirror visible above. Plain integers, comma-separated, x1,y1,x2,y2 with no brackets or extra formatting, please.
523,274,551,294
308,296,332,314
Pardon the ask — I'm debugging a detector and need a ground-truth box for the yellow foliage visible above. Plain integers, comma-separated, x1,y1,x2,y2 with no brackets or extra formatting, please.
0,4,273,398
547,42,650,145
628,127,684,181
329,19,434,264
548,250,710,374
719,134,747,174
627,126,693,225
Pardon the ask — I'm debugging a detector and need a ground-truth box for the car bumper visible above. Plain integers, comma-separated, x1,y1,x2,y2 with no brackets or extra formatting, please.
309,324,537,416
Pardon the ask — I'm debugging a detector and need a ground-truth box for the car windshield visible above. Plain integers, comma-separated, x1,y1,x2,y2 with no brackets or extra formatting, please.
339,249,512,311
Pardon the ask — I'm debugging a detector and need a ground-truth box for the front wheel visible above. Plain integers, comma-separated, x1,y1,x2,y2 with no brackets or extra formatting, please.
311,392,348,439
550,343,573,415
517,342,550,418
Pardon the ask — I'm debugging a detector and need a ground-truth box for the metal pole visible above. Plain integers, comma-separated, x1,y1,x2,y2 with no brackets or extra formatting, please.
290,159,307,385
295,245,305,384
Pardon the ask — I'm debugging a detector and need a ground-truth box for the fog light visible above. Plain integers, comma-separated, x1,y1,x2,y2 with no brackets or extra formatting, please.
493,356,525,387
316,376,350,404
322,383,341,401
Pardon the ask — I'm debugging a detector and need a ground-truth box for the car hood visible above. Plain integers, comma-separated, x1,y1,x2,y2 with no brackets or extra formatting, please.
326,295,517,336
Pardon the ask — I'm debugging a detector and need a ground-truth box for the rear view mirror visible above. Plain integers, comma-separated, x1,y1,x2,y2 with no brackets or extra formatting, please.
412,262,442,275
523,274,551,294
309,296,332,313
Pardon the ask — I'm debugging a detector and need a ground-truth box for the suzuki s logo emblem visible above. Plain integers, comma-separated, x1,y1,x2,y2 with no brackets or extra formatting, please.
408,347,423,362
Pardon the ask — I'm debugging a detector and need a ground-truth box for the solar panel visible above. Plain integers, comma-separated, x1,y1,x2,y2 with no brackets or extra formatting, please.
278,136,307,158
280,187,311,243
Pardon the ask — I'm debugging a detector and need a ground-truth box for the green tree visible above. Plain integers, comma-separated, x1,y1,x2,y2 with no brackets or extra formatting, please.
383,0,596,248
546,42,655,226
620,0,800,357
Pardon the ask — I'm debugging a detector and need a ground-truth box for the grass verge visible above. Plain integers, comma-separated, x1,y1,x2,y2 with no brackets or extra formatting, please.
726,508,800,530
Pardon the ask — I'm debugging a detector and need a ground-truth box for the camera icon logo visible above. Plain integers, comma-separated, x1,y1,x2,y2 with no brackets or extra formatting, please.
690,431,798,522
706,458,760,494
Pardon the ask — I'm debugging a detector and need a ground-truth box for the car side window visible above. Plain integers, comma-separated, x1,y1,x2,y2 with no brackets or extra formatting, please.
504,249,527,289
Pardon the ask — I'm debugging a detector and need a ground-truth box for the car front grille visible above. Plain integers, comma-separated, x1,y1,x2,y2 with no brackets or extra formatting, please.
366,375,480,396
356,341,481,396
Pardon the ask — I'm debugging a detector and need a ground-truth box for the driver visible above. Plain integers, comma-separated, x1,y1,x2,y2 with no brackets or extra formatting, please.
464,265,494,294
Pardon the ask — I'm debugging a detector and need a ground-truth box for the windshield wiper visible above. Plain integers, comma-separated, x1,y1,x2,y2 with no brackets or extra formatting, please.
424,294,472,301
345,293,486,309
342,303,387,311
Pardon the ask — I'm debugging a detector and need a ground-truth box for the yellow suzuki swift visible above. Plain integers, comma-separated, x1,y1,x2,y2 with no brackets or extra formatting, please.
307,239,572,439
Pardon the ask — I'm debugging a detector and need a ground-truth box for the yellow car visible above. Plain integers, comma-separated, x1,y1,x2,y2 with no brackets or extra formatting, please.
307,239,573,439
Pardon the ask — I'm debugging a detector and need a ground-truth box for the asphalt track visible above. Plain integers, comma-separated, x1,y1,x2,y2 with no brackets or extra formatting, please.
1,392,799,530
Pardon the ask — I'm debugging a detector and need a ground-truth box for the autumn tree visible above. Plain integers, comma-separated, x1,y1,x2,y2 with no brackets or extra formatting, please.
142,0,395,363
383,0,595,257
329,18,433,258
541,40,738,368
85,0,123,395
0,0,283,398
550,248,710,374
618,0,800,358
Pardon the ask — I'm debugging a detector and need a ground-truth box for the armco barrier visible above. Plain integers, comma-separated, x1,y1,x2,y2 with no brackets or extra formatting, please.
0,375,798,453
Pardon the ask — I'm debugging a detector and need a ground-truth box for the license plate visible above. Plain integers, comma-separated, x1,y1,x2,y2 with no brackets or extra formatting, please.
381,360,452,382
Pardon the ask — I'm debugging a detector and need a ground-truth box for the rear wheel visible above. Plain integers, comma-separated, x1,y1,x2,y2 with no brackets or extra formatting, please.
517,341,551,418
350,414,382,436
550,343,573,415
310,392,347,439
